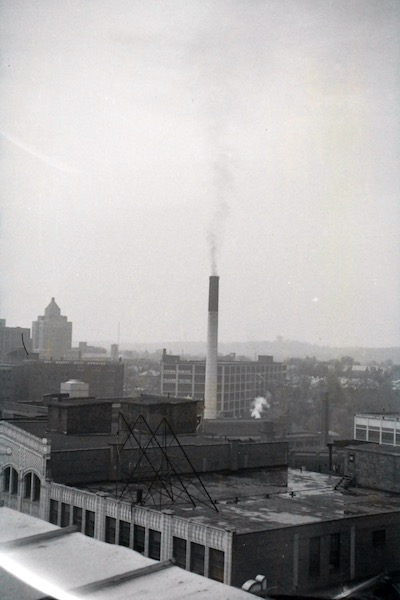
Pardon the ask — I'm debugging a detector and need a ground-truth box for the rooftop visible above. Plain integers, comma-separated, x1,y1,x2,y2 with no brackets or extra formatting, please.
0,508,253,600
78,469,400,535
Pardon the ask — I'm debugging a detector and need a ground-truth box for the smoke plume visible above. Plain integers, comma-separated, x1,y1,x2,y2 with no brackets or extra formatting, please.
207,151,232,275
250,395,271,419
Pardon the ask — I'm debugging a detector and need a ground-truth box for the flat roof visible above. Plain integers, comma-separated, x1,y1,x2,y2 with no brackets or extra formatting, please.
346,442,400,455
0,508,253,600
79,469,400,535
5,419,264,451
356,412,400,418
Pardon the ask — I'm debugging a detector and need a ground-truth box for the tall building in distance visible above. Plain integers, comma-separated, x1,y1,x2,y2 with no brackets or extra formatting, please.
161,351,287,418
0,319,31,360
32,298,72,360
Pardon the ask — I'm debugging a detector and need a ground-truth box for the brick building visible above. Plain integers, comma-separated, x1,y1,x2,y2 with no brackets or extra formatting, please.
1,397,400,596
0,358,124,406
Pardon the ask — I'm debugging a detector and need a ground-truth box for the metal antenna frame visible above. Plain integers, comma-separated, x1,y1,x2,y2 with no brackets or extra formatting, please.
116,413,218,512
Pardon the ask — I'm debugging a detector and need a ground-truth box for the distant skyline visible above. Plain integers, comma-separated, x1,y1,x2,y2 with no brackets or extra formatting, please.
1,1,399,348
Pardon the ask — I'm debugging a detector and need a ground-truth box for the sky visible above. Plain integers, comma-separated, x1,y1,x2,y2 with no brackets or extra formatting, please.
1,0,399,348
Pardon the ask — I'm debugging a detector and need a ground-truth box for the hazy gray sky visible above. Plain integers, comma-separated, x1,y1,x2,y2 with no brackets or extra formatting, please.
1,0,399,348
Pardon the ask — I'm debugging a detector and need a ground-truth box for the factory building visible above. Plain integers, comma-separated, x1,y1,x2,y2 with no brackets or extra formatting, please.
32,298,72,360
161,276,286,418
161,352,286,418
1,394,400,596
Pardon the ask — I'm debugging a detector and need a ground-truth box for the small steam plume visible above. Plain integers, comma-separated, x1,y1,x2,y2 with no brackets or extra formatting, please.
250,394,271,419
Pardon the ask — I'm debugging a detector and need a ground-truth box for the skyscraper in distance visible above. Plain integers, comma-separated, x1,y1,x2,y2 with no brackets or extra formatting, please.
32,298,72,360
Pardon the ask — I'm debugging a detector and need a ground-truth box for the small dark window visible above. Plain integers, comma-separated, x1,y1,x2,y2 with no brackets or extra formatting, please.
372,530,386,548
190,542,205,576
309,537,321,578
24,473,32,499
149,529,161,560
32,475,41,502
105,517,116,544
61,503,71,527
3,467,11,492
49,499,59,525
9,467,19,495
73,506,83,532
173,537,187,569
134,525,145,554
85,510,95,537
329,533,341,571
119,520,130,547
209,548,225,582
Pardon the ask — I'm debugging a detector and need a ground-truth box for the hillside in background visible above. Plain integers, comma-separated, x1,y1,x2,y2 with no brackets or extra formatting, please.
88,339,400,364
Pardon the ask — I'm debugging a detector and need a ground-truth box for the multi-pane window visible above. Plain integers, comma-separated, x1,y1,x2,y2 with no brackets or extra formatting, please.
3,467,19,495
49,499,59,525
119,520,130,547
173,537,187,569
61,503,71,527
73,506,83,532
85,510,95,537
190,542,205,576
134,525,145,554
24,473,41,502
149,529,161,560
105,516,116,544
209,548,225,582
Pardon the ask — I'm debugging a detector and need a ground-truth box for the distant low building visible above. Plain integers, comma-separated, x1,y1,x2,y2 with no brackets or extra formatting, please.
354,412,400,446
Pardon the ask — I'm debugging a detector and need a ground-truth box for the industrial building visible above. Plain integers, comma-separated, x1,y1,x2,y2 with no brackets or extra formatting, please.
0,358,124,406
32,298,72,360
354,412,400,446
1,391,400,596
161,352,286,418
161,276,286,419
0,507,254,600
2,277,399,596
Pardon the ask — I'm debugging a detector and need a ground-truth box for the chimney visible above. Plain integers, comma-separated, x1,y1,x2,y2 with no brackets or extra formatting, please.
204,276,219,419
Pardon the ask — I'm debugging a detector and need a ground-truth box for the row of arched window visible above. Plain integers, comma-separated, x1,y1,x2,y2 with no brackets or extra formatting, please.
2,467,41,502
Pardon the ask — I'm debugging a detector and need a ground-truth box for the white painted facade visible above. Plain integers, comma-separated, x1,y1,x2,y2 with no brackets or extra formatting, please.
354,413,400,446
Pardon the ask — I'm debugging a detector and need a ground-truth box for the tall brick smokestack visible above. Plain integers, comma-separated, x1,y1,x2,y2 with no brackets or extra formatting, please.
204,275,219,419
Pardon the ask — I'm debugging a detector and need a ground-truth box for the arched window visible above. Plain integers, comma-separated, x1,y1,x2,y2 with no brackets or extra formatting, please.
23,472,41,502
3,466,19,495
